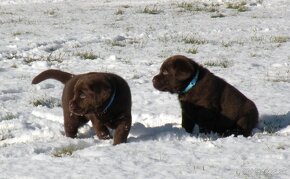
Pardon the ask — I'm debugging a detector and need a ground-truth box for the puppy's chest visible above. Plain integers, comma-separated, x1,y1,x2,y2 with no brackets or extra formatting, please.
97,115,118,128
179,95,220,111
179,94,202,105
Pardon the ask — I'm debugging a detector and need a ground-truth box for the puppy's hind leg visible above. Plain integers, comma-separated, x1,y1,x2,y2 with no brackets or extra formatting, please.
113,114,132,145
236,115,258,137
236,102,259,137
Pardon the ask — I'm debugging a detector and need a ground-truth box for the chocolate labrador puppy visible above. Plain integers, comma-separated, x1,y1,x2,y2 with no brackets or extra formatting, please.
32,69,132,145
152,55,258,137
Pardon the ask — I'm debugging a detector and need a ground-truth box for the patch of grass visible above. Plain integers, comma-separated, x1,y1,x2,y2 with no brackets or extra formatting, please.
119,58,133,65
13,31,22,36
211,13,226,18
127,38,141,45
142,6,163,14
0,11,14,15
6,52,19,60
250,53,259,57
237,6,248,12
121,5,130,8
203,59,232,68
178,2,200,11
250,35,267,43
271,78,289,83
76,51,99,60
32,98,61,108
11,17,25,24
0,113,17,121
23,52,64,64
52,145,80,157
206,5,219,13
44,9,59,17
10,64,17,68
187,47,198,54
267,69,290,83
111,41,126,47
221,40,244,47
270,36,289,43
177,2,219,13
115,8,124,15
23,56,42,64
225,2,248,12
276,144,286,150
182,36,208,45
221,41,231,47
48,52,65,62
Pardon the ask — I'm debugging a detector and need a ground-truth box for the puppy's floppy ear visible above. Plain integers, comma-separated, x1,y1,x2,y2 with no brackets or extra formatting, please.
173,59,197,81
90,81,112,104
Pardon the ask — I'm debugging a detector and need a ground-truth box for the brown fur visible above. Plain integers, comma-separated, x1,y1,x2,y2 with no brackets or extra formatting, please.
153,55,258,137
32,69,132,145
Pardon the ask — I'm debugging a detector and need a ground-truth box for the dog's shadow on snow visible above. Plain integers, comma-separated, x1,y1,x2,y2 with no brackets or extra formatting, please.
257,111,290,133
128,122,191,142
77,122,190,141
78,112,290,141
78,122,206,143
128,111,290,142
77,122,190,142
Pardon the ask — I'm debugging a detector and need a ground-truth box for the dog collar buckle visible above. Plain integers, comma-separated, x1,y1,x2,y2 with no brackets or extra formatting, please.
181,70,199,94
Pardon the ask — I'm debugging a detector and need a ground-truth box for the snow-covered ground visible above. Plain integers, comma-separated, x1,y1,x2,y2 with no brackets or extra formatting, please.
1,0,290,178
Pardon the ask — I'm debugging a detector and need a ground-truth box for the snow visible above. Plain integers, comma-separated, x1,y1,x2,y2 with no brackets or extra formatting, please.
0,0,290,178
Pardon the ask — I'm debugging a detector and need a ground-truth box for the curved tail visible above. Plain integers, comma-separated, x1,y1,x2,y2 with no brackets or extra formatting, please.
32,69,73,84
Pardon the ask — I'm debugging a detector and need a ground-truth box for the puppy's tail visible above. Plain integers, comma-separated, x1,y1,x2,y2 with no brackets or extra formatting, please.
32,69,73,84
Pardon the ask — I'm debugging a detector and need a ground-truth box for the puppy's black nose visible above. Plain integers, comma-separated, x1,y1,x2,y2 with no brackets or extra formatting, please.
152,77,158,88
152,78,156,83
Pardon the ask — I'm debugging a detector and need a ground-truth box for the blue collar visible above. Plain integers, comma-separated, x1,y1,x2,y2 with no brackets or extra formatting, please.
100,89,116,115
181,70,199,94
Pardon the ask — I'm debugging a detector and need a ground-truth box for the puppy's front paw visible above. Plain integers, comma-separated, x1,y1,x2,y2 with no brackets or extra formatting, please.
96,131,112,140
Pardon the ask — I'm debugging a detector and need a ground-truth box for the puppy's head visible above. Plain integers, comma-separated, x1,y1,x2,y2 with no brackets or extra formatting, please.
69,75,112,116
152,55,199,94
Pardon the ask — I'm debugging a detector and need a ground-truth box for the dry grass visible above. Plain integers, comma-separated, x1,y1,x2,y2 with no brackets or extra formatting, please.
203,59,232,68
142,6,163,14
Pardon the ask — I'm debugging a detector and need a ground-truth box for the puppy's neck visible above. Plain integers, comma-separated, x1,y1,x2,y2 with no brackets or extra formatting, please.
179,69,199,94
97,87,116,116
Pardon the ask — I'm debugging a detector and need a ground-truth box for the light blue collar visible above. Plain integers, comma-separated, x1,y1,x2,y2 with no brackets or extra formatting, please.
181,70,199,94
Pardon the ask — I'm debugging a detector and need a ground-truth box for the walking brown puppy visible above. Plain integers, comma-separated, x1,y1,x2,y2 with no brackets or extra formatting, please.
152,55,258,137
32,69,132,145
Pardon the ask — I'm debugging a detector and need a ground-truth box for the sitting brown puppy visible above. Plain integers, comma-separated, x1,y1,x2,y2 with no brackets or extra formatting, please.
32,69,132,145
152,55,258,137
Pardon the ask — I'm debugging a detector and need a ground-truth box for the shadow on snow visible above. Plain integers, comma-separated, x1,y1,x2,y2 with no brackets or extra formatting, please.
128,122,190,142
77,112,290,142
258,111,290,133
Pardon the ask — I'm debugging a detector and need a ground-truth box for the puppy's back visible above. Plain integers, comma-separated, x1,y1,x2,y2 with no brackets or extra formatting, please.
107,73,131,97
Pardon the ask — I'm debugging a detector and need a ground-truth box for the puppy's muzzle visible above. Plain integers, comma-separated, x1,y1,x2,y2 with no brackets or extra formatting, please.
152,76,159,89
69,101,82,115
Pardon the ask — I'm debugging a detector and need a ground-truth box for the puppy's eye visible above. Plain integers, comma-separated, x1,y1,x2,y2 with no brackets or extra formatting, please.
79,93,86,99
162,71,169,75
